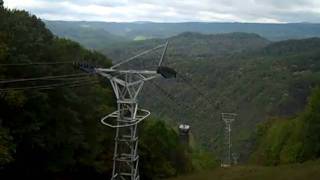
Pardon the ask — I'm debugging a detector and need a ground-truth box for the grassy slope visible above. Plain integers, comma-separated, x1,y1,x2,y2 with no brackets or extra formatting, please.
168,161,320,180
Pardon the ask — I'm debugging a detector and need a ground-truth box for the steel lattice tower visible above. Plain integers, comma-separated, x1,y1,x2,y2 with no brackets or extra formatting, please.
79,42,174,180
106,73,152,180
221,113,237,167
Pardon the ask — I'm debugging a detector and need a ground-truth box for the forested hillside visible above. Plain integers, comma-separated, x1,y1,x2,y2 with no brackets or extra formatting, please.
45,21,129,49
251,87,320,165
103,32,270,61
0,5,194,179
173,88,320,179
102,33,320,161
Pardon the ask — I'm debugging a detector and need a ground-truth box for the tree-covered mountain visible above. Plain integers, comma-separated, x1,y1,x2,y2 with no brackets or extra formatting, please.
45,21,320,46
45,20,129,50
104,32,270,61
0,5,195,179
101,32,320,161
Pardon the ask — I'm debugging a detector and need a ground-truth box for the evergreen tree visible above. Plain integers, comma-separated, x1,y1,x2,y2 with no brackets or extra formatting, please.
302,87,320,159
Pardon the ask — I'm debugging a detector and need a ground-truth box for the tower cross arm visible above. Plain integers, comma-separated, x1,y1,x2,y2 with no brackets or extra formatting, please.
95,68,158,75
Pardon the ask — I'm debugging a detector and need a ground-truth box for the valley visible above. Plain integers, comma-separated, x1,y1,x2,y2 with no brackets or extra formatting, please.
98,32,320,161
1,1,320,179
45,20,320,162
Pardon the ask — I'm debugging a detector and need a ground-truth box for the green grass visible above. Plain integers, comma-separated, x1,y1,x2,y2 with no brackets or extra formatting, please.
133,35,148,41
168,161,320,180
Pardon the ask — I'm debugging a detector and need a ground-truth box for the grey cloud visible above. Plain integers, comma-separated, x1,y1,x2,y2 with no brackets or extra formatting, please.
4,0,320,23
52,0,127,7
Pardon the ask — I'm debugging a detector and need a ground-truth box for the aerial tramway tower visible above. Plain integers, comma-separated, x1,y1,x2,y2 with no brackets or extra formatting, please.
221,113,237,167
79,42,176,180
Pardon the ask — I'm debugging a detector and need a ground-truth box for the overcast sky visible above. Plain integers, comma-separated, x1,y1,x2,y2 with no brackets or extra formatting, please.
4,0,320,23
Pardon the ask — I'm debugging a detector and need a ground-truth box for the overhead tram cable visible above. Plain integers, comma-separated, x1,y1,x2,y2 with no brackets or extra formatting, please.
0,61,98,91
0,73,89,84
0,80,99,92
110,43,166,69
149,80,223,154
150,81,222,126
149,81,194,112
148,61,223,127
0,61,74,66
156,49,218,113
177,72,218,110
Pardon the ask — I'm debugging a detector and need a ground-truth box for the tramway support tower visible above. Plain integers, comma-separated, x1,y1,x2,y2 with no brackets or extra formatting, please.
80,42,175,180
221,113,237,167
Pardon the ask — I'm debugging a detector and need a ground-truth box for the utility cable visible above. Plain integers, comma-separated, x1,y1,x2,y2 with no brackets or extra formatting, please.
111,43,166,69
149,81,222,127
0,73,89,84
0,80,99,92
177,72,218,110
0,61,74,66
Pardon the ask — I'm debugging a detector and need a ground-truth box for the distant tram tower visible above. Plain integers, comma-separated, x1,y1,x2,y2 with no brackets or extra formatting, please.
179,124,190,145
221,113,237,167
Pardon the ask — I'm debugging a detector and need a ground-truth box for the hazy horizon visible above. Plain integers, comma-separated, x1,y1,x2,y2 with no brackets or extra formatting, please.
44,19,320,24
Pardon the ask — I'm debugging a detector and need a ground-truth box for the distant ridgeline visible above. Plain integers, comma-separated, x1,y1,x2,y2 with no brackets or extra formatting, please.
45,20,320,50
0,5,196,179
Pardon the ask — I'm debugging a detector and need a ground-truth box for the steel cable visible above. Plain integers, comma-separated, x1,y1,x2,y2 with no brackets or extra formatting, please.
0,61,74,66
0,73,89,84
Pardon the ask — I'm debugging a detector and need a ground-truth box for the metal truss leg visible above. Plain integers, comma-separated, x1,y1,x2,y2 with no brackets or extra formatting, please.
111,102,140,180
